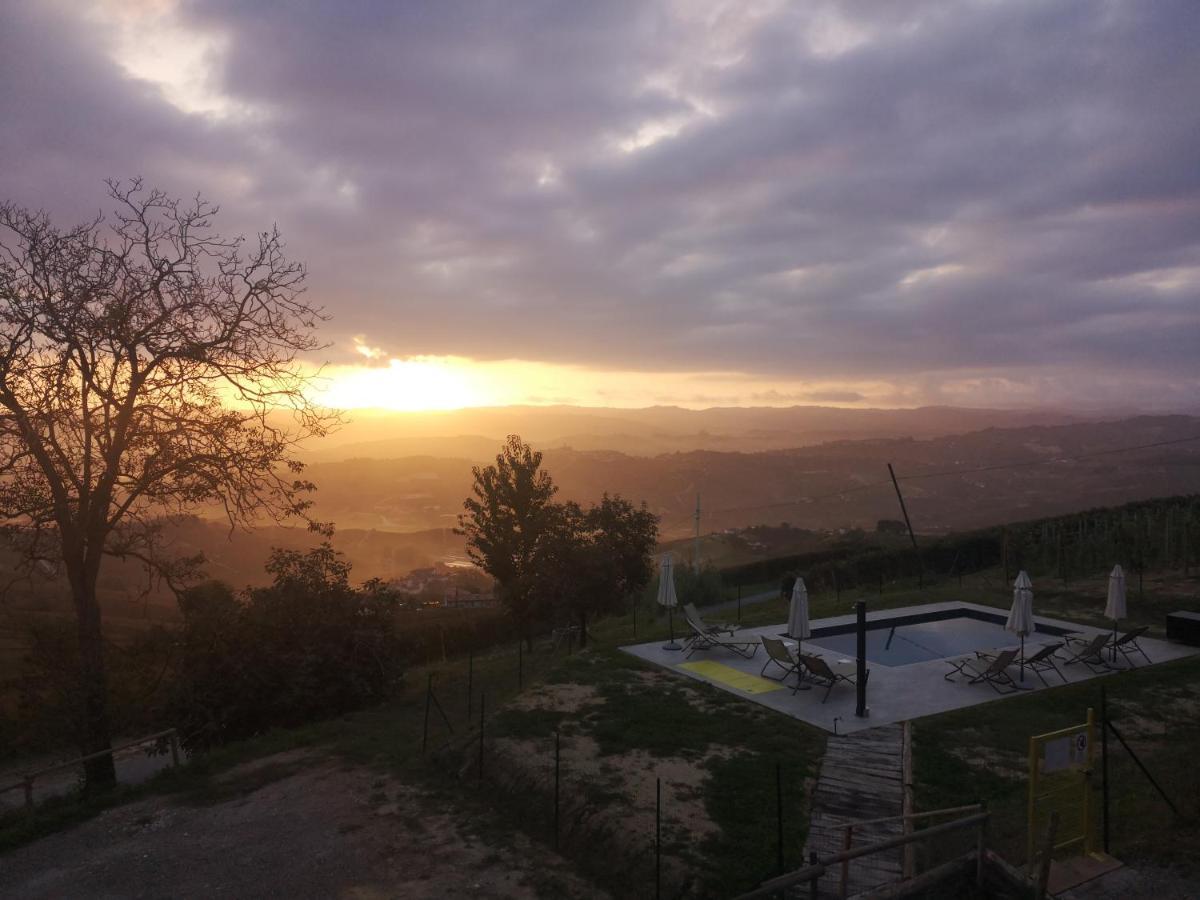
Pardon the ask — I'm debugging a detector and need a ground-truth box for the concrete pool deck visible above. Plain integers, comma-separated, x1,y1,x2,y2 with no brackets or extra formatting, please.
620,601,1200,734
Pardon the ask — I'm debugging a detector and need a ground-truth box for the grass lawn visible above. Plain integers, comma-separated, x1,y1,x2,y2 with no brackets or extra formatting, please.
912,653,1200,874
487,647,826,898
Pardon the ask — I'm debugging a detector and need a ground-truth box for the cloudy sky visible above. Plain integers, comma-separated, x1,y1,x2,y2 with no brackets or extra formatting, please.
2,0,1198,410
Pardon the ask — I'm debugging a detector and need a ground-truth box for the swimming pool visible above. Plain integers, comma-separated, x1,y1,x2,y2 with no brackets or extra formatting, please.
799,609,1070,667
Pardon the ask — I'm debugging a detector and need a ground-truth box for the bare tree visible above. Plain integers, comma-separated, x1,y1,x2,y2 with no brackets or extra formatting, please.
0,180,334,790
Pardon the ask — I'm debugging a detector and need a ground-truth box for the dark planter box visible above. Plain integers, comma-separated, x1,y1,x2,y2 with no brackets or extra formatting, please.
1166,611,1200,646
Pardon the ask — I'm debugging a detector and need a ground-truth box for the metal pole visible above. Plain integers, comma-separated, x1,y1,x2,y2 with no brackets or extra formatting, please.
478,692,485,781
518,641,523,691
1020,634,1025,684
1107,720,1181,817
1101,686,1110,853
467,651,473,721
855,601,867,718
555,731,561,851
776,761,784,875
694,494,701,571
737,584,742,623
656,777,662,900
887,463,922,587
422,673,433,754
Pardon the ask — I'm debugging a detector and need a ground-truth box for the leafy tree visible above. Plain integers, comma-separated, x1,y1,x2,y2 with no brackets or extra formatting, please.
536,495,658,648
0,181,332,789
457,435,557,644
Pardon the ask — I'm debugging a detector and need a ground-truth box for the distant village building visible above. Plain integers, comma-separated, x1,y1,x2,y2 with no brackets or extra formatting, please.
390,564,455,595
441,587,499,610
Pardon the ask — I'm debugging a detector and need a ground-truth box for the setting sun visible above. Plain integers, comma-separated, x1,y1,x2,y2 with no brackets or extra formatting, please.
314,356,494,411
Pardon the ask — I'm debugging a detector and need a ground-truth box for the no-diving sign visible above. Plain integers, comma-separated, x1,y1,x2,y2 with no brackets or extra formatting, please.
1042,732,1088,773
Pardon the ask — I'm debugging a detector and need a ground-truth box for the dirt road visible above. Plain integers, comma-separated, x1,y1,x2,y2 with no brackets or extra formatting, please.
0,750,607,899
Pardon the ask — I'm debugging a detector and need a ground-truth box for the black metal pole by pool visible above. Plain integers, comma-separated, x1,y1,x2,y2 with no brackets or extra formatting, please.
855,600,867,718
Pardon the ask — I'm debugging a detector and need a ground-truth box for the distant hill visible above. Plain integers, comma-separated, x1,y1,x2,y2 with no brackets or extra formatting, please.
11,414,1197,625
301,415,1200,538
301,403,1084,461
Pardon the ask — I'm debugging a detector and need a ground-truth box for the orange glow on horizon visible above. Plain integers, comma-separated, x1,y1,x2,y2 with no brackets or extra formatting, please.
306,354,889,411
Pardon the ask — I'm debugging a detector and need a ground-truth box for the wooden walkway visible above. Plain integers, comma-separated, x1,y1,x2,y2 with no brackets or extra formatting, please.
802,724,906,898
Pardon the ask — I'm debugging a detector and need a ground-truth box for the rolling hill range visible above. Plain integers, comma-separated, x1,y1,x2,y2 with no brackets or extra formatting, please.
301,415,1200,539
302,403,1085,460
8,415,1197,625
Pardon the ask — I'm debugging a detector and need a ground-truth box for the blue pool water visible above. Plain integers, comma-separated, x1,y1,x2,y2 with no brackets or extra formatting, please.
803,616,1034,667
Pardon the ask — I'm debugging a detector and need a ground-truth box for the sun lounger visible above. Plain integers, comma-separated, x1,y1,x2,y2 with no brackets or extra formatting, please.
681,603,739,654
1023,642,1066,686
945,648,1021,693
798,652,863,703
1108,625,1151,667
759,637,802,683
684,619,759,659
683,602,737,637
1061,633,1113,674
978,642,1066,687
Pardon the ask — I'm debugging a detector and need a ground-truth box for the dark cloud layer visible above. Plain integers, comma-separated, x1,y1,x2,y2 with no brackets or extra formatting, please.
1,0,1198,407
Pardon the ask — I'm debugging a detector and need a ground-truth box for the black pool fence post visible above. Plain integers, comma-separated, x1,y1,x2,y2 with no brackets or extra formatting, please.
633,596,637,637
737,584,742,623
422,673,433,755
855,600,868,718
478,692,485,782
808,851,819,900
554,731,561,851
776,761,784,875
518,640,524,691
467,650,474,722
1101,685,1110,853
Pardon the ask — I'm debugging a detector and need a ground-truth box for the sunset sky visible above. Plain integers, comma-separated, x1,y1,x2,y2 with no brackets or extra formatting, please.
2,1,1198,411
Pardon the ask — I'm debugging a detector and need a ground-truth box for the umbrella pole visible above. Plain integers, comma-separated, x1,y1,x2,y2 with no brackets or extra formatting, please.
1112,621,1118,663
663,606,680,651
1020,634,1025,683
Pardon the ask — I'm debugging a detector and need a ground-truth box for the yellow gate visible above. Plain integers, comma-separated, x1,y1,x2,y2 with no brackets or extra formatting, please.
1027,708,1095,860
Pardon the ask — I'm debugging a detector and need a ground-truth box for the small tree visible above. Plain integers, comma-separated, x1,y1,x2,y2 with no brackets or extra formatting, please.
171,546,403,750
457,435,557,644
0,181,333,789
537,495,658,648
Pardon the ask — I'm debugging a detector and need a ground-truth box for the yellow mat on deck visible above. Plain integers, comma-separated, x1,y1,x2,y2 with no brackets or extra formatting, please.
677,660,783,694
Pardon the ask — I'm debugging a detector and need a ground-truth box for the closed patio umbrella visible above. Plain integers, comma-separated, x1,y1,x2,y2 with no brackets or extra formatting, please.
786,577,811,652
1105,564,1127,662
1007,570,1035,683
657,554,681,651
